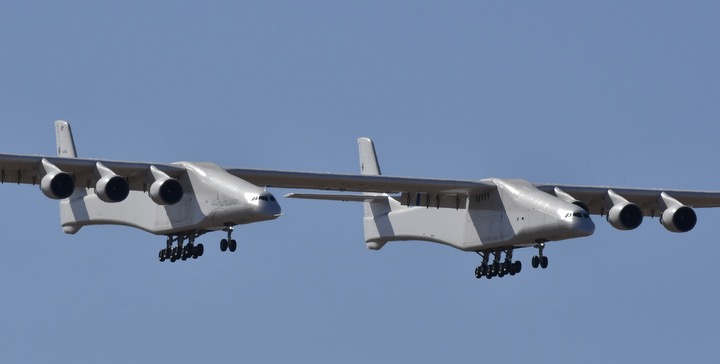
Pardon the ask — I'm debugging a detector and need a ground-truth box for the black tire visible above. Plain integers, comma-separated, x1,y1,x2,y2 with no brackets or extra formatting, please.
220,239,228,252
514,260,522,274
475,266,481,279
540,256,549,269
197,243,204,257
229,239,237,252
531,256,539,268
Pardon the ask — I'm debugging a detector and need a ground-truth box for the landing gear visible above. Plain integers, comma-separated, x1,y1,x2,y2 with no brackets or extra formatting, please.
158,233,205,263
474,249,522,279
531,242,549,269
157,224,240,262
220,225,238,253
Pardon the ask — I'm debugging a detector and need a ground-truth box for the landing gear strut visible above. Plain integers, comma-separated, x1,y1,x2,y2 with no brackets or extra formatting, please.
474,249,522,279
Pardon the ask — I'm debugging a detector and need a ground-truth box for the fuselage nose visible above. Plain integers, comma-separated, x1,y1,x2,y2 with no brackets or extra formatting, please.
256,193,282,220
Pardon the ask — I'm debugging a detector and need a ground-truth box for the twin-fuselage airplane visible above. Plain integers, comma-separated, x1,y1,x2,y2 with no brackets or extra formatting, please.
4,122,720,279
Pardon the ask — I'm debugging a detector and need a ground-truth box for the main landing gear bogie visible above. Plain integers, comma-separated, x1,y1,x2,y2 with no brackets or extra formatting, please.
158,235,204,263
474,243,550,279
474,250,522,279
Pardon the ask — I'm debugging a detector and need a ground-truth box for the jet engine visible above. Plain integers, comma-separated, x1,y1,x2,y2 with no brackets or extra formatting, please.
96,174,130,202
149,177,184,205
660,205,697,232
607,202,643,230
40,170,75,199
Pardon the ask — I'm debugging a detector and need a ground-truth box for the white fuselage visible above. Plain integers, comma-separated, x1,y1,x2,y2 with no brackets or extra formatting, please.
364,178,595,251
59,162,281,235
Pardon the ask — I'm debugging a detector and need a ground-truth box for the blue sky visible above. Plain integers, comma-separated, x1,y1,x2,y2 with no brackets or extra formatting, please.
1,1,719,363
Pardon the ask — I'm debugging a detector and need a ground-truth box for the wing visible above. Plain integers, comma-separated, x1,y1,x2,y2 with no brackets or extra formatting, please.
228,168,496,208
535,183,720,216
0,153,186,191
227,168,496,194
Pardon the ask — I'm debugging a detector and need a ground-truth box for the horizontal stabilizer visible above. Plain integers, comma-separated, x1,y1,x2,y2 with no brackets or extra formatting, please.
284,193,388,202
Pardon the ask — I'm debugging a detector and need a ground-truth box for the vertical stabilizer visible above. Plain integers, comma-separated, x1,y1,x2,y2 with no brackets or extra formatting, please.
55,120,77,158
55,120,86,234
358,137,381,176
357,137,392,250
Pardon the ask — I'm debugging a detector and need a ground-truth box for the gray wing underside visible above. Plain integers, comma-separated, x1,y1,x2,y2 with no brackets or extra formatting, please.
0,153,185,190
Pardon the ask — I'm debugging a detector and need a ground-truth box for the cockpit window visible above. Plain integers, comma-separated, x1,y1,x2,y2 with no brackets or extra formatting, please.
572,212,590,218
258,195,277,202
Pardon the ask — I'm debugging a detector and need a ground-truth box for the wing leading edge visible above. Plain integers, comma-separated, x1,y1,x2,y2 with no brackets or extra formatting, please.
0,153,186,191
536,184,720,215
228,168,496,195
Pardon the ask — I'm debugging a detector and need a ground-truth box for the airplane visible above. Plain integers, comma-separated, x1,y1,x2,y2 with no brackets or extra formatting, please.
229,137,720,279
1,121,282,262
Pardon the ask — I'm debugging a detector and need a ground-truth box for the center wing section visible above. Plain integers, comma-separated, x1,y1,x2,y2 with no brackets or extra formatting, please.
227,168,496,207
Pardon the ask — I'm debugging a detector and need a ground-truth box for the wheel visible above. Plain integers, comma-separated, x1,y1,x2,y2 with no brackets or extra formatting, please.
229,239,237,252
158,250,165,262
480,264,487,276
197,243,204,257
531,256,539,268
475,266,482,279
220,239,228,252
514,260,522,274
540,256,549,269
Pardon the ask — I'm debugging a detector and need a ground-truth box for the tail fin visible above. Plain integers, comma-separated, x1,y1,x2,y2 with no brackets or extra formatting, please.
55,120,85,234
358,137,396,250
55,120,77,158
358,137,381,176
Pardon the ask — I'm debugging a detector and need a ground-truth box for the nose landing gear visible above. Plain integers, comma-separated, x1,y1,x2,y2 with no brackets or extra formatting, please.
531,241,549,269
220,224,237,252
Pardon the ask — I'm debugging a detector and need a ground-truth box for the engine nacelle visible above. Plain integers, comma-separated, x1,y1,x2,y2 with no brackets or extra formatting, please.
40,171,75,199
607,202,643,230
95,175,130,203
149,177,184,205
661,205,697,232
